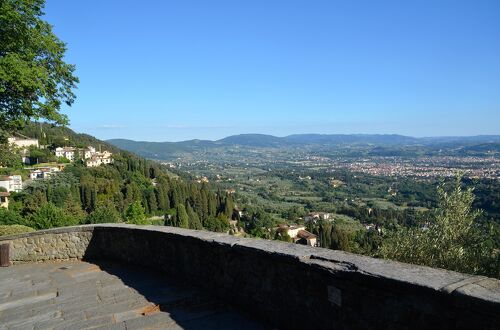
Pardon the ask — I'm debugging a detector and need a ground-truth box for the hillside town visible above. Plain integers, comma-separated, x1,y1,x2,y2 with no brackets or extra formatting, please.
0,134,114,203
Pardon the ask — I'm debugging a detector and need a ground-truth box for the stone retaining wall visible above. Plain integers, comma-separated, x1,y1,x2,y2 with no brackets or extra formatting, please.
1,224,499,329
5,228,93,263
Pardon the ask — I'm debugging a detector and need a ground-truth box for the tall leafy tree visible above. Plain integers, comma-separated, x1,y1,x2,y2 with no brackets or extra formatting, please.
0,0,79,138
0,144,22,167
381,175,499,278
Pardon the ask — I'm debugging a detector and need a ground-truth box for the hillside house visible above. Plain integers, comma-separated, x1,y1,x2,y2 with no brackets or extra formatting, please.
29,167,60,180
55,147,78,161
55,146,112,166
0,175,23,192
277,225,318,247
85,151,113,167
304,212,331,223
296,230,318,247
0,192,9,209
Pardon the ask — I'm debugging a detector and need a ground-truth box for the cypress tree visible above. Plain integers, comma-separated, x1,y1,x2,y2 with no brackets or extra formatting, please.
147,189,158,214
176,204,189,229
186,203,203,230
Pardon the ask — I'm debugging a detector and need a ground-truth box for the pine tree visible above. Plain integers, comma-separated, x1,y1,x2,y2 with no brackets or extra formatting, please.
125,200,147,225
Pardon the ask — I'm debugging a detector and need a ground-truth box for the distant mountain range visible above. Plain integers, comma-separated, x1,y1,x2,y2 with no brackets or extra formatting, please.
107,134,500,160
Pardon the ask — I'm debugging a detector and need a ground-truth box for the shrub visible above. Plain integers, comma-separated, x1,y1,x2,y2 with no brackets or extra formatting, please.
86,203,122,224
0,207,26,225
0,225,35,237
28,203,78,229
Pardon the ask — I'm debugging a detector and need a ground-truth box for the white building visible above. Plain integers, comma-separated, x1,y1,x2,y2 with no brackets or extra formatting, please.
85,152,113,167
29,167,60,180
0,175,23,192
55,146,112,165
55,147,77,161
286,225,306,239
276,225,318,247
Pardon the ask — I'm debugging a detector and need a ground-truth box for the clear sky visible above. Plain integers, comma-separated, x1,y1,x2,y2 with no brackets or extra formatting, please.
44,0,500,142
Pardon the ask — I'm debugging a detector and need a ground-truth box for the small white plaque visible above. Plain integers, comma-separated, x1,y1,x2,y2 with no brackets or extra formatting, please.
327,285,342,307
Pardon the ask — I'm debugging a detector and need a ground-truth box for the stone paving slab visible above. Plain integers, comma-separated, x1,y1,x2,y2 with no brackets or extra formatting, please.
0,261,266,329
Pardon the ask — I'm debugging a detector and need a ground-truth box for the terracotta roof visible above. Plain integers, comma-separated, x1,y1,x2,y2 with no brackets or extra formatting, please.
297,230,317,240
0,192,10,197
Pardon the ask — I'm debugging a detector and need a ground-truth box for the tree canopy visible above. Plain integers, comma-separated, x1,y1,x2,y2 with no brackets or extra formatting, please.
381,175,499,278
0,0,78,138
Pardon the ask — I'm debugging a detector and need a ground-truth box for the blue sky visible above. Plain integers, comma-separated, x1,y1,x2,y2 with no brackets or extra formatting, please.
45,0,500,141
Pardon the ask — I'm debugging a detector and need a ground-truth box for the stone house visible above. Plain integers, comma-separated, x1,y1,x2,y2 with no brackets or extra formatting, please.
296,230,317,247
304,212,331,223
276,225,318,247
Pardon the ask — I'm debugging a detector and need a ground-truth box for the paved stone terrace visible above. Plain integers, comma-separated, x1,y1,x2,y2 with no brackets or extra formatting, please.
0,261,266,329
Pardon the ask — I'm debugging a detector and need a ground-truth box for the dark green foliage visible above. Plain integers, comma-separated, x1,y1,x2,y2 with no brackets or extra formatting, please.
222,196,234,219
186,203,202,230
205,214,230,233
26,146,56,164
0,207,26,225
28,203,78,229
125,200,147,225
0,0,79,136
86,203,121,224
381,175,499,278
282,205,306,221
275,230,292,243
318,221,332,248
145,189,158,214
242,207,276,239
353,230,383,254
330,225,351,251
175,204,189,229
0,144,22,167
